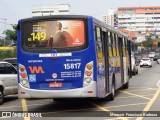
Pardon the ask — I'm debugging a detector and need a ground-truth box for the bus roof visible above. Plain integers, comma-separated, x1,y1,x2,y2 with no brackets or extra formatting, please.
19,15,129,39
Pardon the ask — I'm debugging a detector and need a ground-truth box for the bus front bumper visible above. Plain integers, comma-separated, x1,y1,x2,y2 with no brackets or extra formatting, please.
18,81,97,98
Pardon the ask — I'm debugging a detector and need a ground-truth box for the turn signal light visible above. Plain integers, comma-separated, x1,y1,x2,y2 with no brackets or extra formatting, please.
20,67,25,72
86,65,92,70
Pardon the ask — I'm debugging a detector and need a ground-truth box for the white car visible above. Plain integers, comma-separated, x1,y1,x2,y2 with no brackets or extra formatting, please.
0,62,18,105
140,58,152,67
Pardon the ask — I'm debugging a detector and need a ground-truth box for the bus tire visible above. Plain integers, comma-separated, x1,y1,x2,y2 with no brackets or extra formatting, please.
109,78,115,101
0,87,4,105
123,82,129,89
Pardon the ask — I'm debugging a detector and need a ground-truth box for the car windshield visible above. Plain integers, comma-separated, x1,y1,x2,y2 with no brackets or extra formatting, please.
150,52,155,54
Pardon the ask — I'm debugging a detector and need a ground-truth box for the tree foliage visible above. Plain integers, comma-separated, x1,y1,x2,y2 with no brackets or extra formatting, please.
0,48,17,59
3,24,17,41
142,40,152,48
152,38,160,42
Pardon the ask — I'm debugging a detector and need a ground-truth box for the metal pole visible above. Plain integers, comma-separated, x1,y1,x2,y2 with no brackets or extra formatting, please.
1,18,7,53
1,18,7,47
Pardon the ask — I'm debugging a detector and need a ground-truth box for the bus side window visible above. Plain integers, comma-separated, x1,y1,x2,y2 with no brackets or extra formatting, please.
115,34,119,57
108,31,113,57
123,38,126,56
125,38,128,55
95,27,103,58
112,33,117,57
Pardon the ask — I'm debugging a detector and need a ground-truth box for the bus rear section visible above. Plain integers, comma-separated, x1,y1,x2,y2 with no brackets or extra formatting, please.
18,16,98,99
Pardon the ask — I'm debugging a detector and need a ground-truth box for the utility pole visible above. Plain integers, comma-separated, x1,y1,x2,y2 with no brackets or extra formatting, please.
1,18,7,47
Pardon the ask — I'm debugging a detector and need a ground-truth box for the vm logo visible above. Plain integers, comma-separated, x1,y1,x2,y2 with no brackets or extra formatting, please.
28,66,45,74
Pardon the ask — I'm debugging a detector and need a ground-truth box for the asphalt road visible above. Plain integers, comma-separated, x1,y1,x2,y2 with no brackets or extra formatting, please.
0,61,160,120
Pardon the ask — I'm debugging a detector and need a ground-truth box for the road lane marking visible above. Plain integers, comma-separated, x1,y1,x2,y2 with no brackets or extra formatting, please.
91,102,110,112
106,102,148,109
115,94,154,99
29,102,148,118
21,99,30,120
119,90,150,100
129,87,158,89
91,103,129,120
34,102,148,115
124,88,157,92
136,89,160,120
147,88,159,90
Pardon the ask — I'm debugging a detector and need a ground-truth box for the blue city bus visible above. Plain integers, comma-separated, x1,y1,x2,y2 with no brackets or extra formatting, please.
17,15,132,101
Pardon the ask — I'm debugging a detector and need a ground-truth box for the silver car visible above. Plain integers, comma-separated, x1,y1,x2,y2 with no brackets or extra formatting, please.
0,62,18,105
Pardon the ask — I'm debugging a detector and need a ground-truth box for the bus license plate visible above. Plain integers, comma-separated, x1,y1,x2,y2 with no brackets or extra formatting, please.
49,82,62,88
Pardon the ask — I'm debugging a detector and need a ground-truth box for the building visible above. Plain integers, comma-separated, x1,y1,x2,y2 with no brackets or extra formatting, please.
118,6,160,42
101,9,118,28
0,36,4,40
32,4,70,17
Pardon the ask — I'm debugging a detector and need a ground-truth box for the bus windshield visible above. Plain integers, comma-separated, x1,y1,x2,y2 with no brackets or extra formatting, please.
23,20,85,49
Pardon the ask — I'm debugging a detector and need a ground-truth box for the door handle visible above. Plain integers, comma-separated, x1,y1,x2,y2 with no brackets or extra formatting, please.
2,79,5,81
12,78,15,80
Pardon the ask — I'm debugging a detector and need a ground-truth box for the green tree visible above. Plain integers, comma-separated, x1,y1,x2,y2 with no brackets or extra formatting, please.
152,38,160,42
142,40,152,48
3,24,17,42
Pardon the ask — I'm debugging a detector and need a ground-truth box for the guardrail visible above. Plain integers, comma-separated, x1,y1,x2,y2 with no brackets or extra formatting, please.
0,46,15,51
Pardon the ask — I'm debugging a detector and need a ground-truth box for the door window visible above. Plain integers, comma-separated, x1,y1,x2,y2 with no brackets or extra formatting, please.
0,63,7,74
5,63,17,74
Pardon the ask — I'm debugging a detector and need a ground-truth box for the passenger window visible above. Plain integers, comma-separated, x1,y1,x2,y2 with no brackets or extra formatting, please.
5,64,17,74
108,32,113,57
112,33,117,57
95,27,103,58
115,35,119,56
123,38,126,56
0,63,7,74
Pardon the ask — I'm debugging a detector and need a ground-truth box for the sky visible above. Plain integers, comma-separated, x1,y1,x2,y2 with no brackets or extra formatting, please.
0,0,160,37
